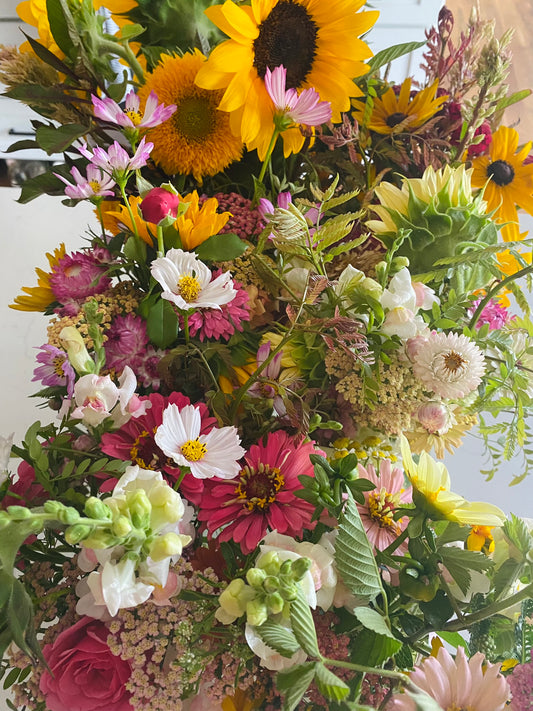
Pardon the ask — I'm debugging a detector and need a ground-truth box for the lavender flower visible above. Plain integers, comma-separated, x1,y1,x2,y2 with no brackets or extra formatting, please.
265,65,332,129
32,344,76,397
78,137,153,180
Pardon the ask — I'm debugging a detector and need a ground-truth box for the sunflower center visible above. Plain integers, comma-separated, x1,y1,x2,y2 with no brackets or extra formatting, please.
253,0,318,89
368,489,401,533
177,274,201,302
125,108,143,126
174,94,216,143
386,111,408,128
443,350,467,374
52,355,66,377
487,159,515,186
234,463,285,511
180,438,207,462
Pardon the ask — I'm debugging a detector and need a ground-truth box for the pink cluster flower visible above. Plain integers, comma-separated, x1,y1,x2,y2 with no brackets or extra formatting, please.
205,192,266,239
470,297,510,330
508,649,533,710
49,250,111,306
187,274,250,341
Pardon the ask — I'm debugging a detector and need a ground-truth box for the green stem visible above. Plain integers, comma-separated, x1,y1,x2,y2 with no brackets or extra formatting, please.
381,526,410,557
183,312,190,344
174,469,188,491
156,224,165,257
322,657,409,684
119,181,141,241
468,263,533,329
255,129,280,199
97,39,145,83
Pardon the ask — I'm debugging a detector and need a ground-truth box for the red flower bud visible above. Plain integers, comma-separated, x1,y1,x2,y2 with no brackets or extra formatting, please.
140,187,179,224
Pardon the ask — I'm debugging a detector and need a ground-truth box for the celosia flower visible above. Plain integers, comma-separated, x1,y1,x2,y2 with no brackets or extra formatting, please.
265,64,332,130
357,459,412,551
48,250,111,305
187,274,250,341
32,343,76,397
91,90,176,129
78,137,153,179
151,248,236,311
390,646,510,711
154,403,245,480
411,331,485,399
198,430,319,554
55,164,116,201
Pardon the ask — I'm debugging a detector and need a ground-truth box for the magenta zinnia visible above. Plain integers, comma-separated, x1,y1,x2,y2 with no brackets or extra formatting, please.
198,430,320,554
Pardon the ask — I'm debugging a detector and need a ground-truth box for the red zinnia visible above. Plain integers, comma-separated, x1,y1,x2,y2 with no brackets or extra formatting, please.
100,392,217,504
198,430,320,554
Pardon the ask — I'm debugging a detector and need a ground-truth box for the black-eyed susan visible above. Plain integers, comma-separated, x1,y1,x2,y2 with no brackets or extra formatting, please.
471,125,533,241
138,50,243,181
195,0,378,159
353,77,448,134
10,243,66,311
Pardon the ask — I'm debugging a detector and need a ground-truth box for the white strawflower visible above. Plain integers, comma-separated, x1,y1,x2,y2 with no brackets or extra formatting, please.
413,332,485,399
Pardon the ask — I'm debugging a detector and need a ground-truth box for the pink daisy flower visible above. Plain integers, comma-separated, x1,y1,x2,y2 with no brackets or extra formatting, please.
390,646,510,711
100,392,217,505
49,251,111,305
198,430,320,554
357,459,412,552
187,274,250,341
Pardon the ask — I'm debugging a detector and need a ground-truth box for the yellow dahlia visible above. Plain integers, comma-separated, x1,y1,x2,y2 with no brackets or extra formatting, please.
138,50,243,181
353,77,447,135
10,243,66,311
195,0,378,159
471,125,533,242
176,191,230,251
102,197,156,246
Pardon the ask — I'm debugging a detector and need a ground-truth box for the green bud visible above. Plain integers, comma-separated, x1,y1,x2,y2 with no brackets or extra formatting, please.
112,515,133,538
291,557,312,581
59,326,94,375
85,497,112,520
279,559,292,577
65,523,92,544
246,598,268,627
0,512,10,529
58,506,81,525
262,575,279,594
279,581,298,601
149,532,185,562
391,256,409,271
43,500,65,516
126,490,152,529
265,591,284,615
246,567,267,588
82,530,119,549
258,551,280,575
6,506,32,519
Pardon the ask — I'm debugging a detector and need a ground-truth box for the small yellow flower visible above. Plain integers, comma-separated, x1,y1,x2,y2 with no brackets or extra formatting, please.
467,525,495,554
10,243,66,312
102,197,156,246
176,191,230,251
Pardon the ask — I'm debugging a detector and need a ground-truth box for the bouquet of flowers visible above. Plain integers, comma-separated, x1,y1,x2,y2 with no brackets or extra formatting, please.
2,1,533,709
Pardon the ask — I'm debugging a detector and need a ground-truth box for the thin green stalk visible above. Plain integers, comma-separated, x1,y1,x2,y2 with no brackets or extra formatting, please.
255,129,280,198
468,263,533,329
119,182,141,241
156,224,165,257
97,39,145,83
183,312,190,344
322,657,409,684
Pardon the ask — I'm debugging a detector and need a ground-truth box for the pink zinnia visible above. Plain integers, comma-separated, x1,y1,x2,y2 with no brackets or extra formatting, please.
100,392,217,504
357,459,412,552
198,430,320,554
390,646,510,711
187,274,250,341
49,251,111,304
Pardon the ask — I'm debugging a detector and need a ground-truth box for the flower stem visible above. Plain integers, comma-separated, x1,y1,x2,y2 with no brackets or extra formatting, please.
322,657,409,684
156,224,165,257
97,39,145,84
254,129,280,202
183,312,190,344
468,263,533,329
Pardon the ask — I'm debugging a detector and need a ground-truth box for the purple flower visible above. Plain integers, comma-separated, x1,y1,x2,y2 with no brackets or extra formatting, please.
92,90,176,130
55,165,116,201
32,344,76,397
265,65,332,129
78,136,153,178
103,314,150,374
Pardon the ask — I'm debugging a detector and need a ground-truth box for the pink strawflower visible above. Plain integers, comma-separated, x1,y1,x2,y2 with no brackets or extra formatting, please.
470,297,510,330
357,459,412,551
390,646,510,711
198,430,320,554
92,90,176,129
55,164,116,200
100,392,218,505
104,313,150,374
78,137,152,178
508,649,533,710
265,65,332,128
49,251,111,304
32,344,76,396
187,274,250,341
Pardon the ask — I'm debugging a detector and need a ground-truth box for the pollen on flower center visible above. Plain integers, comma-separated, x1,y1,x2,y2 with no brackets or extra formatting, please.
125,108,143,125
234,463,285,511
386,111,408,127
368,489,402,533
174,94,216,142
443,350,467,373
88,180,102,192
52,355,66,377
253,0,318,88
180,438,207,462
487,159,515,186
177,274,201,302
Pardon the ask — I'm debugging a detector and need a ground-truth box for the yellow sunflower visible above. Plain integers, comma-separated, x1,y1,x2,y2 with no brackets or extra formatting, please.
471,125,533,241
10,243,66,311
138,50,243,181
195,0,378,159
353,77,448,135
176,191,230,250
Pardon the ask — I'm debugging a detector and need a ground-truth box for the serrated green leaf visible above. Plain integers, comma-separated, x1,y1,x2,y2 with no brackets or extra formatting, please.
335,491,383,603
367,41,427,72
314,663,349,702
195,232,248,262
504,514,532,555
322,190,361,213
314,212,359,251
289,588,321,658
353,607,395,639
277,662,316,711
256,621,300,658
146,298,180,349
438,547,491,596
350,626,402,666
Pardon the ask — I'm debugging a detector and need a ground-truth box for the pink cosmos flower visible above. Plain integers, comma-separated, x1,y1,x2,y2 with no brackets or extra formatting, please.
265,65,332,128
198,430,320,554
91,90,176,129
32,343,76,397
49,250,111,305
357,459,412,552
187,274,250,341
55,164,116,200
78,136,153,177
40,616,133,711
390,646,510,711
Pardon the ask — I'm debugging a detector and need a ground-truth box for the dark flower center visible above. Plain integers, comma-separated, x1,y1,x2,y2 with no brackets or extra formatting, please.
234,463,285,511
174,93,217,142
130,428,175,471
386,111,408,128
253,0,318,89
487,159,515,186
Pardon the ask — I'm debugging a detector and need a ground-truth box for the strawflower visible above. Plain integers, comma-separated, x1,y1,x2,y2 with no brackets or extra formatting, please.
55,164,116,201
48,250,111,305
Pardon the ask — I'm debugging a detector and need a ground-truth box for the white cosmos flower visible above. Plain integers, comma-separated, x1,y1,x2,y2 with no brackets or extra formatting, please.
150,248,236,310
154,403,245,479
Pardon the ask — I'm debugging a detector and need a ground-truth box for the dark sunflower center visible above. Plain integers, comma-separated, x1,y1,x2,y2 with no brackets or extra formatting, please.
234,463,285,511
253,0,318,89
174,94,216,143
487,159,515,186
386,111,408,128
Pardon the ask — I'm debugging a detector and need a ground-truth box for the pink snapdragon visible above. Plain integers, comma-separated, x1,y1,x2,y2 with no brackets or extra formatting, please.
265,65,332,129
92,90,176,130
78,136,153,179
55,164,116,200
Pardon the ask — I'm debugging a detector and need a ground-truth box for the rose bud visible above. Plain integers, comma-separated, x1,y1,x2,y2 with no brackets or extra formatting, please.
140,187,180,225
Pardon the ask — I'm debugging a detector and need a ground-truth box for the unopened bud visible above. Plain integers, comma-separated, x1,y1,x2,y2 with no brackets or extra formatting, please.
149,532,185,562
246,567,267,588
291,557,312,580
84,497,112,520
65,523,92,544
279,581,298,601
246,598,268,627
6,506,32,519
82,530,119,549
58,506,81,525
258,551,281,575
126,489,152,529
112,515,133,538
265,591,284,615
262,575,279,594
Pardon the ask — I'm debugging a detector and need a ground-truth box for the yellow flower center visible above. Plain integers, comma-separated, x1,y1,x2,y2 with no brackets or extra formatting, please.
52,355,66,377
89,179,102,193
234,463,285,511
125,109,143,125
180,438,207,462
177,274,201,302
368,489,402,533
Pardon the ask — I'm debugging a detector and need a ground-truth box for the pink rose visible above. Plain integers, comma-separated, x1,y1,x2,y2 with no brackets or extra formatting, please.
140,187,179,224
39,616,132,711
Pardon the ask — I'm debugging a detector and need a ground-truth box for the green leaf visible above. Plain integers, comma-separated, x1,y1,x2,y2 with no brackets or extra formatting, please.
350,626,402,666
314,663,349,702
255,621,300,658
435,630,470,654
4,139,40,153
496,89,532,112
367,40,427,72
146,298,180,349
504,514,532,555
35,124,88,155
195,233,248,262
335,491,383,603
2,667,20,690
493,558,523,599
19,33,78,79
17,169,66,203
408,686,447,711
352,608,401,661
438,547,492,596
277,662,316,711
119,22,146,40
46,0,76,58
289,588,321,658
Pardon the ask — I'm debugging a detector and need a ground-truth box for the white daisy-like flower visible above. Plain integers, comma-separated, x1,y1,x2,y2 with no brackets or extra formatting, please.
150,248,236,311
154,403,245,479
412,332,485,399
